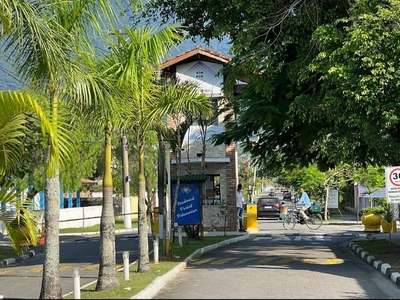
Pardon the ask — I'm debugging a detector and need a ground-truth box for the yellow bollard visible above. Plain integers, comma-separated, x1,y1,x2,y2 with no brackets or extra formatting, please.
392,220,397,233
154,207,159,236
246,204,258,232
166,238,171,255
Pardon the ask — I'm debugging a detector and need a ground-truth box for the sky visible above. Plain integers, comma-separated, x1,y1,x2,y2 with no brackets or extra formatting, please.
0,1,232,90
0,31,230,91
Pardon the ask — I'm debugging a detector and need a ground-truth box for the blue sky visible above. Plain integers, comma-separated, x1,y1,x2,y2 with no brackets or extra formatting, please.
0,36,230,91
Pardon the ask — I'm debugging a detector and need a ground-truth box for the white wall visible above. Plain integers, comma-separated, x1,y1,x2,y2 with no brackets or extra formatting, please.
59,206,102,229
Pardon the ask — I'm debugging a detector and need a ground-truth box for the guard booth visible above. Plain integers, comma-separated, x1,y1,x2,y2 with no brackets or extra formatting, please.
244,203,258,231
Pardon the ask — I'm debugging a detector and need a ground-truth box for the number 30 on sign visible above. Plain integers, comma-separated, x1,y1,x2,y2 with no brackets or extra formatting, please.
385,166,400,202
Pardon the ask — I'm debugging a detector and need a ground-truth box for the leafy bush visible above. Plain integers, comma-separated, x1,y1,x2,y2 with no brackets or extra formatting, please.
383,203,394,222
361,206,385,215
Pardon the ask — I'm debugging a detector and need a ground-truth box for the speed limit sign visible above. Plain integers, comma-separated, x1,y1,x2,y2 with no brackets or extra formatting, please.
385,166,400,202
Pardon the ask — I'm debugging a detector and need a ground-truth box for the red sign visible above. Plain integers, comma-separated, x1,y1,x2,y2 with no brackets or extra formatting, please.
389,167,400,187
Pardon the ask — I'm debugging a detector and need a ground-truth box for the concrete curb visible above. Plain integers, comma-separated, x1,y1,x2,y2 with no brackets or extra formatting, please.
1,250,35,267
348,241,400,287
130,233,250,299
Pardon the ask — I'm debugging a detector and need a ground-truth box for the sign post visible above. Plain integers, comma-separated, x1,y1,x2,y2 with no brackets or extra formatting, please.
385,166,400,203
172,183,201,226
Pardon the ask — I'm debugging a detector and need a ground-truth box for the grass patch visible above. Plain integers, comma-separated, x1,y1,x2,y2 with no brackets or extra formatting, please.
354,238,400,272
355,238,400,255
63,235,238,299
59,218,140,234
0,246,19,260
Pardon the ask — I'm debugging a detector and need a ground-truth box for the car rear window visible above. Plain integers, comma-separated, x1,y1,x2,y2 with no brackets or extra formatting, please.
257,198,279,205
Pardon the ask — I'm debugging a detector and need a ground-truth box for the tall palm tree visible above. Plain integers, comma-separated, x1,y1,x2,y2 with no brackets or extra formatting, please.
69,23,183,287
105,25,185,272
152,81,213,255
70,63,126,290
1,1,141,297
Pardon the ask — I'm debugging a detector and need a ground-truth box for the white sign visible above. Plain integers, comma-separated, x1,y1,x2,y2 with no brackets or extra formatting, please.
327,189,339,209
385,166,400,202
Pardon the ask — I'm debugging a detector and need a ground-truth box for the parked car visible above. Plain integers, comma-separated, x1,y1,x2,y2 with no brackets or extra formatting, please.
256,195,282,219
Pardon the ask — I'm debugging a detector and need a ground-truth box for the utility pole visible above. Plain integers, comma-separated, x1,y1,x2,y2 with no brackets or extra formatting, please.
121,134,132,229
165,142,172,255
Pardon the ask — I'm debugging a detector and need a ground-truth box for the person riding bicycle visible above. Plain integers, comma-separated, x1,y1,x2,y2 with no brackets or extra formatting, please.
297,187,311,221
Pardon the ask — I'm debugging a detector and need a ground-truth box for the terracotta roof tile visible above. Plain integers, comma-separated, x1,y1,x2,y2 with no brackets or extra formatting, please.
162,45,231,69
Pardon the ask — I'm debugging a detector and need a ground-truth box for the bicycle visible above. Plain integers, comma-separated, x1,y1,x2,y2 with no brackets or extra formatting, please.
282,203,323,230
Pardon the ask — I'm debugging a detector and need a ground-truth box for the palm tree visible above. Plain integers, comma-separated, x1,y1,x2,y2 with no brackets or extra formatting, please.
152,81,213,255
67,23,184,287
105,25,185,272
0,1,140,297
70,65,126,290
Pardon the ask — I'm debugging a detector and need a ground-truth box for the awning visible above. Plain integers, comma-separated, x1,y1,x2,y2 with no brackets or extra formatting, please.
170,174,207,183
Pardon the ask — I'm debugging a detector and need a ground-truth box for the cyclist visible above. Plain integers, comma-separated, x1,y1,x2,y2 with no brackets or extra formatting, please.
297,187,311,221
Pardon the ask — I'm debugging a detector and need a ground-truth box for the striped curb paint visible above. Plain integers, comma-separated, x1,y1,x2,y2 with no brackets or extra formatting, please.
1,250,35,267
348,241,400,287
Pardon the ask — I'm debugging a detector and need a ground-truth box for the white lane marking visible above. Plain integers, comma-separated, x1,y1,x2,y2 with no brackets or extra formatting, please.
254,236,332,241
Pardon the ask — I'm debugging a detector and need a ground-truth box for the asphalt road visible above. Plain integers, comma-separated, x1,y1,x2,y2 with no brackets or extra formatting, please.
1,217,399,299
0,232,146,299
152,219,400,299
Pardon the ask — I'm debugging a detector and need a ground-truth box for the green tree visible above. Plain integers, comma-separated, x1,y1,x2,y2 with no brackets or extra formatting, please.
1,1,141,297
154,81,212,255
278,165,325,200
0,90,61,254
309,0,400,167
72,34,138,289
73,79,124,290
353,165,386,207
142,1,400,172
102,25,185,272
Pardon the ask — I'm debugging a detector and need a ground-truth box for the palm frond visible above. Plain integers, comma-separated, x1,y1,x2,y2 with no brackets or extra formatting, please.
0,90,71,177
154,82,213,121
0,178,39,255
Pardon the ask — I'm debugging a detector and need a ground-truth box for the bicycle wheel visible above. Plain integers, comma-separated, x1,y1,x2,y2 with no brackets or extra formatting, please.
306,213,323,230
283,215,296,230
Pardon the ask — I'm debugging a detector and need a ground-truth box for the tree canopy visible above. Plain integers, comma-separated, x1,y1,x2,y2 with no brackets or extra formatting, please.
142,0,400,172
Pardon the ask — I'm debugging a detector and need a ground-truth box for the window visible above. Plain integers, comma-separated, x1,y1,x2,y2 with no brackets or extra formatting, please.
203,174,221,205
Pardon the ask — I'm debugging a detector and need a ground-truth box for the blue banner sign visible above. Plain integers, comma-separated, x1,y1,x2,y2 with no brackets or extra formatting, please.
172,183,201,225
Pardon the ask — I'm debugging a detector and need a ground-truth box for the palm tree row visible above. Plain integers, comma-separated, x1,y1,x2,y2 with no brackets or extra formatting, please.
0,1,212,298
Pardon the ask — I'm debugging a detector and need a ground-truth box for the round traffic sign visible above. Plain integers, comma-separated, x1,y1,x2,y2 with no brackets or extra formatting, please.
389,167,400,186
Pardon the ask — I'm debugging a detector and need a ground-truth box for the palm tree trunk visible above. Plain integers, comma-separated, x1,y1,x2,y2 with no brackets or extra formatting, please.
138,139,150,272
40,167,62,299
40,91,62,299
169,132,182,256
96,124,118,290
157,133,165,228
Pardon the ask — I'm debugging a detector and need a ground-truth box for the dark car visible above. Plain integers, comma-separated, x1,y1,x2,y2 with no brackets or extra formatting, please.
256,196,282,219
282,191,292,200
282,191,293,206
